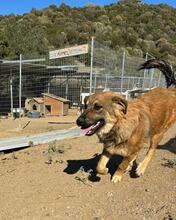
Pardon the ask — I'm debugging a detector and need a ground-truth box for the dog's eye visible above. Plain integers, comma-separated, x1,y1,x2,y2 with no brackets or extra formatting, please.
94,103,102,111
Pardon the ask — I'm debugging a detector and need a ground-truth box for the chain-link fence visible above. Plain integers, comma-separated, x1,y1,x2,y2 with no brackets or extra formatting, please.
0,39,165,132
91,40,165,93
0,56,46,115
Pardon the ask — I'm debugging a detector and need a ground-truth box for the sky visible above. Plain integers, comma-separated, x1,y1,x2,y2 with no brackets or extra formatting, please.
0,0,175,15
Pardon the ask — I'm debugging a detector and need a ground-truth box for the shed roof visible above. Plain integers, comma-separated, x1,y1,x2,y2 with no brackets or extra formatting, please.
34,97,44,104
42,93,69,103
28,97,44,104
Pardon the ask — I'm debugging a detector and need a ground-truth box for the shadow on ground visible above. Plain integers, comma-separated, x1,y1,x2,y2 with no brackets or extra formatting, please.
63,154,133,182
158,137,176,154
64,137,176,182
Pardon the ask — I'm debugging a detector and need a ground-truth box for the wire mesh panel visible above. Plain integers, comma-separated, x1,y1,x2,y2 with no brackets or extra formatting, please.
0,58,20,117
92,40,122,92
91,41,166,92
120,53,166,91
46,44,90,105
21,57,46,101
93,40,118,75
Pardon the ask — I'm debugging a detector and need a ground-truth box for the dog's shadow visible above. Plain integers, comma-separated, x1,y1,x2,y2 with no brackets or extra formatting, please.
64,154,125,182
158,137,176,154
64,137,175,182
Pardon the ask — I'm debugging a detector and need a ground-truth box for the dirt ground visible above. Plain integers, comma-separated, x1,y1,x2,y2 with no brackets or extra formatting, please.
0,122,175,219
0,108,78,138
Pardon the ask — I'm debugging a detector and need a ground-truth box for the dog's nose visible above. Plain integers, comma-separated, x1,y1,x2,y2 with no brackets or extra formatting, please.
76,116,85,126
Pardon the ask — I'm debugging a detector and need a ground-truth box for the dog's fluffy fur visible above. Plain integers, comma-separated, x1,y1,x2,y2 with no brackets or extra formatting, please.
76,59,176,183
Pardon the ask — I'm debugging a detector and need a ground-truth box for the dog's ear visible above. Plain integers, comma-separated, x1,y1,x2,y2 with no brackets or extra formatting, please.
84,96,89,104
112,95,128,114
83,95,90,109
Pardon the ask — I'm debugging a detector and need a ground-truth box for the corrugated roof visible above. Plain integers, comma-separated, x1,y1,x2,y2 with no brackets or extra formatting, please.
42,93,69,103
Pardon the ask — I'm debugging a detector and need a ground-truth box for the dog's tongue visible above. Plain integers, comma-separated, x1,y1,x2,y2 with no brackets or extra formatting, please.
81,125,94,135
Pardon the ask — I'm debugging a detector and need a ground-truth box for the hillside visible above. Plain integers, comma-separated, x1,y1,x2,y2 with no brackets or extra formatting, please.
0,0,176,63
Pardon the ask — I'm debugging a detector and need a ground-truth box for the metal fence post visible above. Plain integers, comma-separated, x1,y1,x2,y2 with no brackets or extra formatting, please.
90,37,94,94
143,52,148,88
47,82,50,93
93,73,97,93
105,74,108,90
65,75,68,100
120,51,125,93
19,54,22,129
157,72,161,87
10,69,13,118
149,69,154,88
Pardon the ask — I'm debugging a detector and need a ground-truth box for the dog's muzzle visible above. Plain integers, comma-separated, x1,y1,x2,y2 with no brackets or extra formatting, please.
76,115,89,128
76,115,105,136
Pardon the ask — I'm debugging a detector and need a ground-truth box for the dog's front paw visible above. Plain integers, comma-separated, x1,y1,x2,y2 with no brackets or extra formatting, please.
96,167,109,175
111,174,122,183
136,162,145,176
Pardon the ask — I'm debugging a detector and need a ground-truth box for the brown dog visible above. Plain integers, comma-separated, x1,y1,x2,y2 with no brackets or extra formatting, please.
76,85,176,183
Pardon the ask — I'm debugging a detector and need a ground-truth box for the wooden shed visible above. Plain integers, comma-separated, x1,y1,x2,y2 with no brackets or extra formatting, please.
27,97,44,114
42,93,69,116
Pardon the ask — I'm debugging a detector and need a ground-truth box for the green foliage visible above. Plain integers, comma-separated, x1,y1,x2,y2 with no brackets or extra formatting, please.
4,14,48,57
0,31,10,58
0,1,176,62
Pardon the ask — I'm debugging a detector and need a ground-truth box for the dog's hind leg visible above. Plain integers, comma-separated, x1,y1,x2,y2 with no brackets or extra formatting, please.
136,132,164,176
126,155,137,171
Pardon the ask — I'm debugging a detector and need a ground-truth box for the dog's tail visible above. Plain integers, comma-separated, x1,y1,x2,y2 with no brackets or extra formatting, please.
138,59,176,88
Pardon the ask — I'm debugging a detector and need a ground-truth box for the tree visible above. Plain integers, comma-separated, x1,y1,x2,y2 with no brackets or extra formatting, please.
5,15,48,56
0,32,10,58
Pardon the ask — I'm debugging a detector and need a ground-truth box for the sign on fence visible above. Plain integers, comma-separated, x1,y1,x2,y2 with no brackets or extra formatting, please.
49,44,89,59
